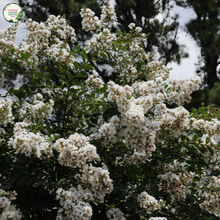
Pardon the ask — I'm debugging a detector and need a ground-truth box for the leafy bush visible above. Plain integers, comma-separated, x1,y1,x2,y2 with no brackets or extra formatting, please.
0,3,220,220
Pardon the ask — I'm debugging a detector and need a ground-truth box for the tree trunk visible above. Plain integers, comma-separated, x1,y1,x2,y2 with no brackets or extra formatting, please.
206,54,219,88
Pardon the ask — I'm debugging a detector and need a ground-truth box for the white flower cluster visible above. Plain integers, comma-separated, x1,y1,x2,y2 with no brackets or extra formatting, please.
8,122,53,159
10,15,76,69
188,117,220,169
158,161,194,204
91,115,119,146
114,34,148,83
85,71,104,90
190,117,220,140
77,165,113,203
0,186,22,220
80,3,117,32
0,99,13,128
80,8,102,32
195,172,220,215
105,81,160,164
166,77,201,105
101,3,117,25
56,186,93,220
149,218,167,220
138,191,165,213
54,133,100,168
0,25,17,56
19,93,54,124
146,61,170,81
158,106,190,138
0,70,4,89
106,208,126,220
85,28,117,54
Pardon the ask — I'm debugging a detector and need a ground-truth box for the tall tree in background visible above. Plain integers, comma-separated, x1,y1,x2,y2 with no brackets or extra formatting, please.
115,0,188,65
176,0,220,88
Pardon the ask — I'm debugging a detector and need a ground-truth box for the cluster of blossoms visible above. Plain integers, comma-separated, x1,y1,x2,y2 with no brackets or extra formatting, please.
80,3,117,32
0,71,4,89
106,208,126,220
149,218,167,220
1,2,220,219
80,8,102,32
100,3,117,25
157,106,190,138
195,172,220,215
0,99,13,132
8,15,76,69
114,30,149,82
84,28,117,55
8,122,53,159
96,81,160,164
0,186,22,220
56,186,93,220
166,77,201,105
54,133,100,168
76,164,113,203
189,117,220,169
85,71,104,91
19,93,54,124
190,117,220,141
0,25,17,59
90,115,119,145
138,191,165,213
157,161,194,204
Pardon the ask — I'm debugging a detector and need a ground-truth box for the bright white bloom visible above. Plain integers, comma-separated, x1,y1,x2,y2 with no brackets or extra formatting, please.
56,186,93,220
138,191,165,213
128,23,135,29
54,133,100,168
149,218,167,220
0,186,22,220
8,122,53,159
77,165,113,202
20,94,54,124
0,99,13,126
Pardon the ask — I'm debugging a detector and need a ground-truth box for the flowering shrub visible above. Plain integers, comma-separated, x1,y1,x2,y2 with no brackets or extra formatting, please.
0,2,220,220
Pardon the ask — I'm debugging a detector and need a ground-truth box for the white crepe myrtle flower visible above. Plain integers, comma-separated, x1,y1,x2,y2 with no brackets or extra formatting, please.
128,23,135,29
106,208,126,220
149,218,167,220
138,191,165,213
76,164,113,203
8,122,53,159
56,186,93,220
54,133,100,168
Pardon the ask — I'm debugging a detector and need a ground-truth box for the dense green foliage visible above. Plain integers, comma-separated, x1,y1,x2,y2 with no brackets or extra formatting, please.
0,3,220,220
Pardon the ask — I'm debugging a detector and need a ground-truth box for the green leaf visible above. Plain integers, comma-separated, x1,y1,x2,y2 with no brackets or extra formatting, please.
76,45,81,52
116,29,124,37
83,64,93,70
100,52,108,59
35,71,42,78
32,124,44,133
73,61,80,71
8,87,14,94
11,48,15,54
75,71,87,78
21,52,31,60
65,71,73,81
81,50,88,62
